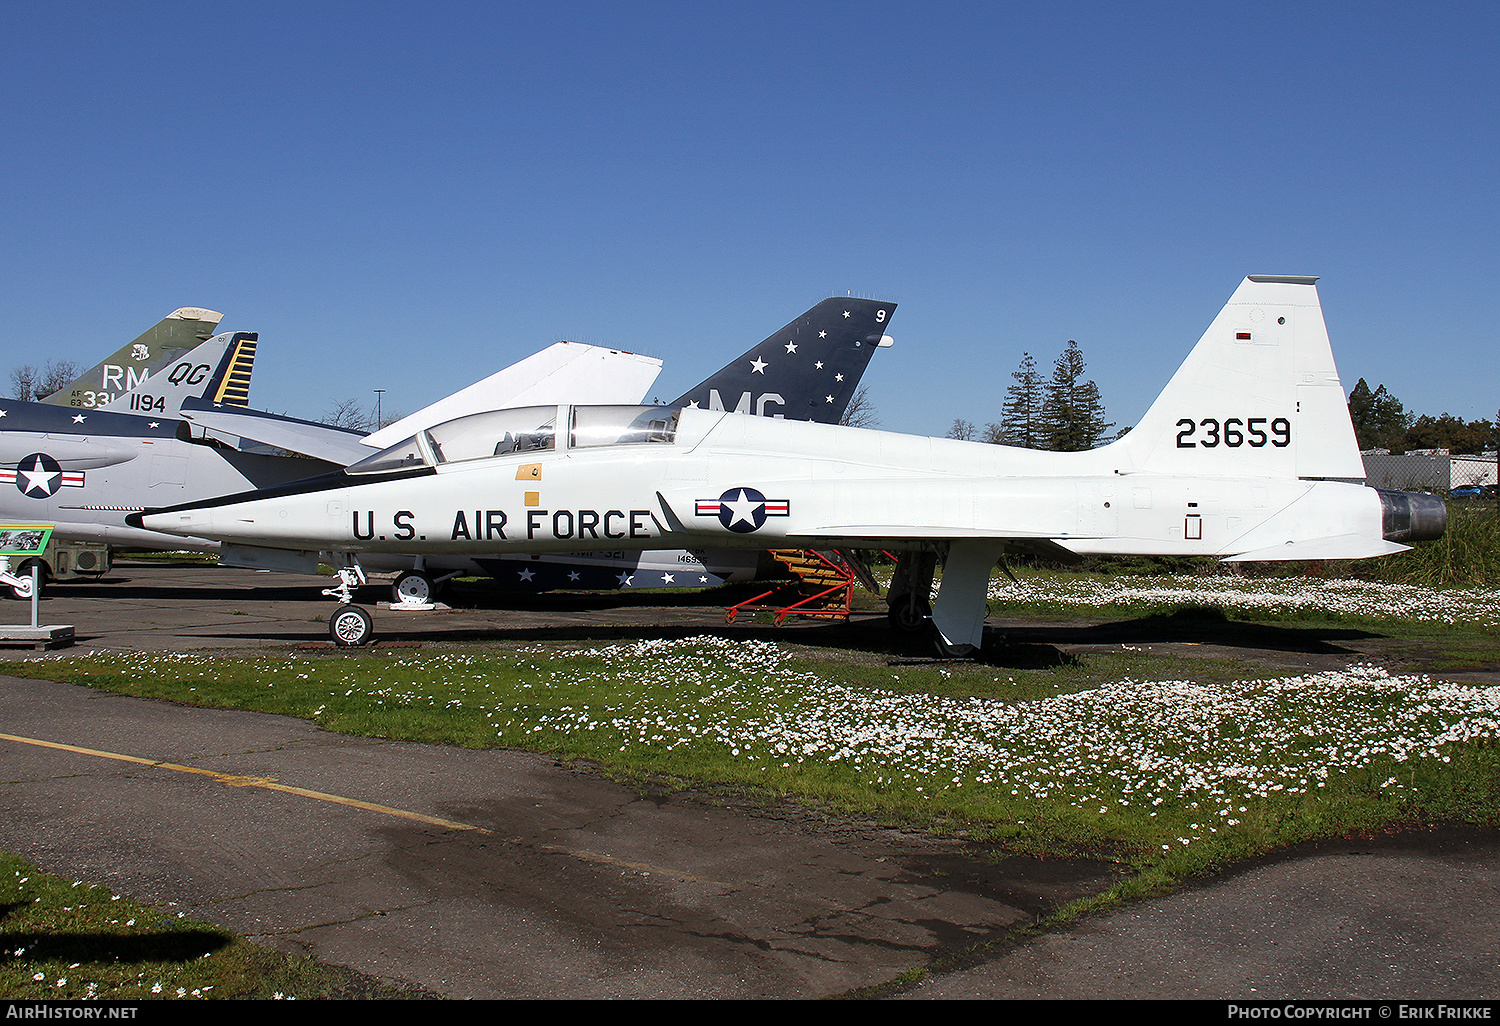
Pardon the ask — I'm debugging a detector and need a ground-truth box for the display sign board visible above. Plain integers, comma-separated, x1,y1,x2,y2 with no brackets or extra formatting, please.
0,525,53,557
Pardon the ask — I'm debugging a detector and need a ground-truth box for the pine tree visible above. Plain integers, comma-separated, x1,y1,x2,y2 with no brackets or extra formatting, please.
999,352,1044,448
1039,340,1112,451
1346,378,1413,452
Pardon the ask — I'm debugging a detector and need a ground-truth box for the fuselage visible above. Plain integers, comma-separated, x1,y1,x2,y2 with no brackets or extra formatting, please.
1,399,339,550
135,404,1396,562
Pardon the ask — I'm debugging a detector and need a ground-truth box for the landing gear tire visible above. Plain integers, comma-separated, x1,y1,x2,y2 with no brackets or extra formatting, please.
392,570,436,605
329,604,374,647
886,596,931,633
9,559,44,600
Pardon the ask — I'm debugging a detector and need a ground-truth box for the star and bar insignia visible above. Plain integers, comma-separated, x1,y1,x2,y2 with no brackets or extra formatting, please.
2,453,85,498
695,487,790,533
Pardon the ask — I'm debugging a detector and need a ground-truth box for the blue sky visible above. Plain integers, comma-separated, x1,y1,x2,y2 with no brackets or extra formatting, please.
3,1,1496,437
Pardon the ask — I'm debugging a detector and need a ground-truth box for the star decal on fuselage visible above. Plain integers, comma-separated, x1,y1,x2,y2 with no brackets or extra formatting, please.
4,453,83,498
695,487,791,533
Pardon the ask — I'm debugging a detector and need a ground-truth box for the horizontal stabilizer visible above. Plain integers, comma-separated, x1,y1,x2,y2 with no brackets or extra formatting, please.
1222,535,1410,562
177,396,374,464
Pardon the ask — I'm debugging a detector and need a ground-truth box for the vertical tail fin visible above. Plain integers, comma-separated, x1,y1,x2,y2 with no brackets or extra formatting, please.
96,331,257,416
206,334,257,407
43,307,224,407
669,297,895,422
1109,276,1364,480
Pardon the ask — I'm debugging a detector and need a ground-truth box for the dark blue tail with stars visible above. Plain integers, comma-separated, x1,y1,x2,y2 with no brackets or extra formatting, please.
668,297,895,424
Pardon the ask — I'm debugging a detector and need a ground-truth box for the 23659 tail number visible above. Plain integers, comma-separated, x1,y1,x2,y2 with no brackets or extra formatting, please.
1176,417,1290,448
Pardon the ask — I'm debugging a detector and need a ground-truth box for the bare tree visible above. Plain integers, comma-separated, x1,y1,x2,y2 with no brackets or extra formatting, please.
321,398,373,432
8,359,80,401
839,385,880,429
38,360,80,399
9,364,39,401
946,418,976,441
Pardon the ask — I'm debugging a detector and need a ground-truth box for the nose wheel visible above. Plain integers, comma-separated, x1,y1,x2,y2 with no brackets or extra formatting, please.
329,604,374,647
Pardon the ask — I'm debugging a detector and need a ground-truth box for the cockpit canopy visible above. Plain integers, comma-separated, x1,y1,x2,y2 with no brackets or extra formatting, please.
345,404,681,476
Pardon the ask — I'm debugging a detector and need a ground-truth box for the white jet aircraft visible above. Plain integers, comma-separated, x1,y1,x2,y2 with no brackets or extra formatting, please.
133,277,1446,651
3,325,660,576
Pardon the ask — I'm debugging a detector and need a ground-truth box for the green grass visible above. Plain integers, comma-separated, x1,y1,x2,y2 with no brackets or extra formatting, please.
4,638,1495,863
0,853,430,1000
3,568,1498,997
1334,502,1500,588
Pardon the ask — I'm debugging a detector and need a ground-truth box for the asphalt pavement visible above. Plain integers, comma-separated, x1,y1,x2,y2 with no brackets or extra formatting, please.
0,561,1495,1000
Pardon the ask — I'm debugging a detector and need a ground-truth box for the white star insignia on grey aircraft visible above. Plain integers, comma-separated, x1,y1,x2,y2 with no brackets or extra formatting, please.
843,311,851,318
616,571,635,586
750,358,767,374
19,457,60,497
784,341,797,353
814,361,823,369
148,422,159,428
825,395,834,403
518,568,535,581
661,573,674,583
835,373,844,381
818,330,827,338
71,414,86,423
567,571,581,581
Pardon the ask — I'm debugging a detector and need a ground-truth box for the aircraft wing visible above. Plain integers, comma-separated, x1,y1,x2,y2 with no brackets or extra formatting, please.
362,341,663,451
176,397,373,464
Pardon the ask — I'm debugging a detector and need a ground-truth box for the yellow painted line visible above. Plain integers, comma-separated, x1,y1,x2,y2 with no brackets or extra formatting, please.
0,731,728,886
0,731,489,835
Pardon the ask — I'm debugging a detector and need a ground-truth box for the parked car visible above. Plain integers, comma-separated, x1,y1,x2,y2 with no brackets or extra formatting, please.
1449,484,1483,500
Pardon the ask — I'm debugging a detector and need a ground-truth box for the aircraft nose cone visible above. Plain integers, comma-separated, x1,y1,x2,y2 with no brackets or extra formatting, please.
1377,489,1447,543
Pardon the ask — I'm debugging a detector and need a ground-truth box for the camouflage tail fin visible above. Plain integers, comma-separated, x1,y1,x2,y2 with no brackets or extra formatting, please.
43,307,224,408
